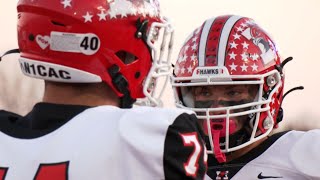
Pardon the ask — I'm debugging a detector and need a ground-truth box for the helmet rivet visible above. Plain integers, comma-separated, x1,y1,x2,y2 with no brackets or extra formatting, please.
267,76,277,87
137,32,142,38
263,117,273,129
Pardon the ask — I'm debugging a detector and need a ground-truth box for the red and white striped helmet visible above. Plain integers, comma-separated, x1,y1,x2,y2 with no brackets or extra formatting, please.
171,15,284,161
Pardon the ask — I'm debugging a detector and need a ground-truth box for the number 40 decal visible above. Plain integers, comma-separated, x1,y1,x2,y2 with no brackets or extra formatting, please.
79,34,101,56
0,162,69,180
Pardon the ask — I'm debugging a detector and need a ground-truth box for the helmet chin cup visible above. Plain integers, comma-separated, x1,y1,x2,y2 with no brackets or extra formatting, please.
203,118,237,137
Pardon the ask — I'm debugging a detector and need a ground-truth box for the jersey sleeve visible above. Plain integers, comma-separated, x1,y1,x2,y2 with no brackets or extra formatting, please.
163,113,207,180
289,129,320,178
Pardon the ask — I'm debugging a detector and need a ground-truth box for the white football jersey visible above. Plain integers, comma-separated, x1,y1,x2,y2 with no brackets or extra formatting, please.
0,104,207,180
205,130,320,180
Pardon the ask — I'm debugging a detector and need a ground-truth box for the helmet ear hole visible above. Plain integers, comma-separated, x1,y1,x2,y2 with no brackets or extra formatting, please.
115,50,138,65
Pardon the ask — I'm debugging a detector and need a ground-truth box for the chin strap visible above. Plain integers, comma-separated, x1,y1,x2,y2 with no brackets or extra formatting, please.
135,17,149,41
283,86,304,100
0,49,20,61
274,57,304,123
276,86,304,123
108,65,135,108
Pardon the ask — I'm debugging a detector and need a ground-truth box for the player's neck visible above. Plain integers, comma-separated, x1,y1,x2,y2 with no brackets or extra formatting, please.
42,81,120,107
226,136,268,162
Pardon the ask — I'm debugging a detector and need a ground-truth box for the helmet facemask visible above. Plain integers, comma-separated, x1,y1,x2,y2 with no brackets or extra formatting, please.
171,15,285,162
172,69,282,162
136,17,174,107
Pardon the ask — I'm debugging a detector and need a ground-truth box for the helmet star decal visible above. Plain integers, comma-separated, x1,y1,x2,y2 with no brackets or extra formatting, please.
174,16,277,77
56,0,160,22
61,0,72,8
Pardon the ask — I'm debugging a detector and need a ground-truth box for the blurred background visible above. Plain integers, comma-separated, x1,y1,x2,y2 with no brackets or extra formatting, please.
1,0,319,131
0,0,44,114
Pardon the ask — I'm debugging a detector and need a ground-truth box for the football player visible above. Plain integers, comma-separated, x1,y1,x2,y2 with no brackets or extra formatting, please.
0,0,207,179
171,15,318,179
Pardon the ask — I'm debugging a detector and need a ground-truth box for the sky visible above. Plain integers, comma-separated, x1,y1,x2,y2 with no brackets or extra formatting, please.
0,0,319,131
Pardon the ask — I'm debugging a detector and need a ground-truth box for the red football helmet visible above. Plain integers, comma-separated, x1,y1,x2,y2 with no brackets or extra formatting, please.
17,0,173,107
171,15,285,162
